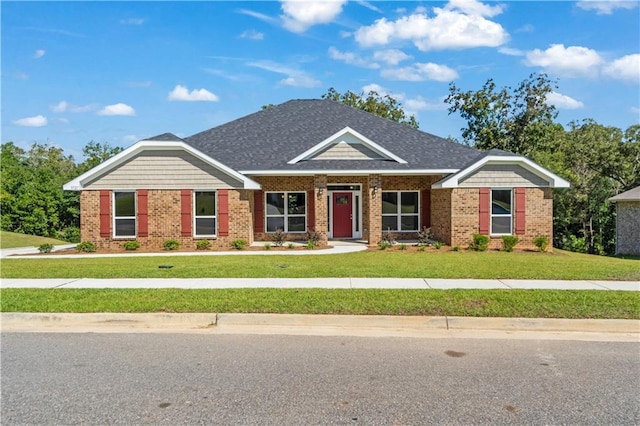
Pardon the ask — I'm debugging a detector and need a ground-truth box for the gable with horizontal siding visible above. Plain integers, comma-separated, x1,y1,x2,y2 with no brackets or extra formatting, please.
458,164,549,187
84,150,243,189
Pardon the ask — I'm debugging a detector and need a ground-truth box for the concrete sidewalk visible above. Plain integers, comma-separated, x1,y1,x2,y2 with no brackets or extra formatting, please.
1,277,638,290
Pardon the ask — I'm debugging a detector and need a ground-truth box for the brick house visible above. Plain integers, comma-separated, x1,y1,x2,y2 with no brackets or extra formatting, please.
609,186,640,255
64,99,569,250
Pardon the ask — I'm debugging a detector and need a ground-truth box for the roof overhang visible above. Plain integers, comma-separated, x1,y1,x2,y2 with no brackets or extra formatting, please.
241,169,458,177
63,140,261,190
432,155,571,189
287,126,408,164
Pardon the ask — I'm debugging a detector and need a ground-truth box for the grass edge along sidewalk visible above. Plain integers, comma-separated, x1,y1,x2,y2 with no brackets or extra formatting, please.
1,288,639,319
1,250,639,281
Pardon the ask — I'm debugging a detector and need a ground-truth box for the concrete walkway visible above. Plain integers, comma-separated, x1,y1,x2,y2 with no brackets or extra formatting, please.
1,277,638,290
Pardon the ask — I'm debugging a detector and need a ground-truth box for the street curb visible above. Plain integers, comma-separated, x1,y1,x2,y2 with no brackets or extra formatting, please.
2,313,639,336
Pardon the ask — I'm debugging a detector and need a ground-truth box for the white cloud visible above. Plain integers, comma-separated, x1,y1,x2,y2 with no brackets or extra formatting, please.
248,60,321,88
280,0,347,33
355,0,382,13
167,85,220,102
630,106,640,115
97,103,136,116
524,44,603,77
603,54,640,83
498,47,524,56
280,75,322,87
576,1,638,14
373,49,411,65
119,18,145,25
50,100,96,113
14,115,48,127
240,29,265,40
354,0,508,51
444,0,504,17
381,62,459,82
328,47,379,69
361,83,446,113
546,91,584,109
55,117,70,124
238,9,279,24
33,49,45,59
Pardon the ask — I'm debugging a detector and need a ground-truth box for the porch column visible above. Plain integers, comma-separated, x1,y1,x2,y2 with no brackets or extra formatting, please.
313,174,328,246
366,174,382,245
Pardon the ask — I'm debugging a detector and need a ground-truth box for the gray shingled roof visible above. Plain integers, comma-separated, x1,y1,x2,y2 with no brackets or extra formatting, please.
609,185,640,202
184,99,479,172
145,132,185,142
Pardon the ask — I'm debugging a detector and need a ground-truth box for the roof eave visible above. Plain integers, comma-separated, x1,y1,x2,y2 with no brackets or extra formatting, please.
63,140,261,191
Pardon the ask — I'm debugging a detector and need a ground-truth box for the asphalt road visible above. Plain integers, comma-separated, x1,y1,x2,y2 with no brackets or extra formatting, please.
2,333,639,425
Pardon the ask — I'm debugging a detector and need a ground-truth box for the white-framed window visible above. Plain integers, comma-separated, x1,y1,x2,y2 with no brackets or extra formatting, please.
113,191,136,238
194,191,217,237
382,191,419,232
491,189,512,235
265,192,306,233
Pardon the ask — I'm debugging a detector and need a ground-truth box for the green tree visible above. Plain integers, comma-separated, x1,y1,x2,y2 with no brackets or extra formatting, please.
445,73,558,156
322,88,419,128
0,142,78,237
77,141,123,174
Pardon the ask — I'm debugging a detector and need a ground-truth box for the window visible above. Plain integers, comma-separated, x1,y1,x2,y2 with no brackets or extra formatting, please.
265,192,306,232
194,191,216,237
113,191,136,237
491,189,512,235
382,191,419,232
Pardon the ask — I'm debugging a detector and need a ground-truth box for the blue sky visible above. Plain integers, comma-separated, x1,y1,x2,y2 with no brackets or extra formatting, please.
2,0,639,160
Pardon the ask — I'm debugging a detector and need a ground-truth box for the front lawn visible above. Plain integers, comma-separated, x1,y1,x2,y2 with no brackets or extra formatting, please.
1,249,638,280
0,231,68,249
1,288,638,319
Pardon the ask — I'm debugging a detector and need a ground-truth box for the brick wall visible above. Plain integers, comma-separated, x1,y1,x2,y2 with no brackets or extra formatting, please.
80,189,252,250
440,187,554,250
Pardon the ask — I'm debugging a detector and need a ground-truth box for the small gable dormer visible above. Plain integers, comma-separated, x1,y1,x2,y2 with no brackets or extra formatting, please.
288,126,407,164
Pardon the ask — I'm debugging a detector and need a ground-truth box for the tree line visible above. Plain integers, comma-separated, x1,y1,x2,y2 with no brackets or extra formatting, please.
1,142,122,242
1,78,638,254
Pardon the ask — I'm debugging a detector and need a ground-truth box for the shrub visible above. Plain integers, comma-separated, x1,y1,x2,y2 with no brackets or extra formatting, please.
416,227,433,246
122,241,140,251
398,243,408,251
196,240,211,250
305,231,321,248
38,243,54,253
533,236,549,252
263,243,271,250
417,245,426,252
502,235,519,252
76,241,97,253
433,241,443,250
380,230,396,246
287,243,295,249
231,239,247,250
378,242,391,250
56,227,81,243
452,245,460,252
163,240,180,251
470,234,489,251
271,228,287,247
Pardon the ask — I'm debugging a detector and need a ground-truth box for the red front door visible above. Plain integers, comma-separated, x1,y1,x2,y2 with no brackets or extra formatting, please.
333,192,352,238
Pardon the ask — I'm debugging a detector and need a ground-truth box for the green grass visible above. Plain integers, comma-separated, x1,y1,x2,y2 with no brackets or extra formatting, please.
1,250,638,280
1,288,638,319
0,231,68,249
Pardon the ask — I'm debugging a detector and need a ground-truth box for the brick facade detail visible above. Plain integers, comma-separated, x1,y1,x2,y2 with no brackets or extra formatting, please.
80,178,554,251
80,189,253,250
432,187,553,250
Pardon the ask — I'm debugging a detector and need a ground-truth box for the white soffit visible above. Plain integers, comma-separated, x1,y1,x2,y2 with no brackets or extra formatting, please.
287,126,407,164
63,140,261,190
